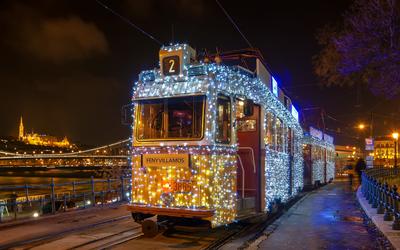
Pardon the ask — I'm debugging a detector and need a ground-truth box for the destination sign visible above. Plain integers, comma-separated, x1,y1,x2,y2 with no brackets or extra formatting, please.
142,154,189,168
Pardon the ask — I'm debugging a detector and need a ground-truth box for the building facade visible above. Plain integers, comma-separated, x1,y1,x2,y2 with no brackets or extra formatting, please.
374,136,398,167
18,116,73,148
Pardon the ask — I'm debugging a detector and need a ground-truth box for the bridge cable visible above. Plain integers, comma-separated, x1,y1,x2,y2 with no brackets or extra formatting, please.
95,0,163,46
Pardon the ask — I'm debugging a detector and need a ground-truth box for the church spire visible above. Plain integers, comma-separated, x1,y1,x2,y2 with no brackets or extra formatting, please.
19,116,24,141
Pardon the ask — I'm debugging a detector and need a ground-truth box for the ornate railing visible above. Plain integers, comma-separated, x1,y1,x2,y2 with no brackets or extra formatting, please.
361,167,400,230
0,176,131,223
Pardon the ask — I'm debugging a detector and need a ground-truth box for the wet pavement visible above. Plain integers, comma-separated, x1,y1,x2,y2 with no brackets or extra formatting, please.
254,180,389,250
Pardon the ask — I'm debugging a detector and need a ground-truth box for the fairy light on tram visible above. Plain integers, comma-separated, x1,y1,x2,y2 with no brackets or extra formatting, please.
127,43,331,235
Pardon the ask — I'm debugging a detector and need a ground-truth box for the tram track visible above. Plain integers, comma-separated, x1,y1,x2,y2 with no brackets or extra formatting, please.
62,227,143,250
1,215,132,250
19,219,142,250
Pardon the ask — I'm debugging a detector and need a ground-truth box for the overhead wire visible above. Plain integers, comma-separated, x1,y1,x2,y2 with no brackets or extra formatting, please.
95,0,163,46
215,0,254,49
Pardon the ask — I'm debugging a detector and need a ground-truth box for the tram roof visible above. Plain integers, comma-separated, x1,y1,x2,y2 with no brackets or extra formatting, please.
133,43,301,130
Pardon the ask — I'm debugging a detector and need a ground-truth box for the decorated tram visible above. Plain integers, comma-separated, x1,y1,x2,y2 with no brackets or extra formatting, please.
127,44,304,233
303,127,335,188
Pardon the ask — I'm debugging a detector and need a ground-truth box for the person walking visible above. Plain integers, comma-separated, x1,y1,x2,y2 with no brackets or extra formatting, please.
355,158,367,184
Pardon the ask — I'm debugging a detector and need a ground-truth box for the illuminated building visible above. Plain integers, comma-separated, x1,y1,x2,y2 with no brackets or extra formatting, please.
18,116,73,148
374,136,398,166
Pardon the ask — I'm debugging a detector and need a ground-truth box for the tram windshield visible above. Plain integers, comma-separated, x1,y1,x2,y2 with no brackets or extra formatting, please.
136,96,205,140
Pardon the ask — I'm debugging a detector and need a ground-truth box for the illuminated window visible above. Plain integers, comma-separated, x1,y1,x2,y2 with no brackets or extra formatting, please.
236,99,245,119
216,95,231,143
136,95,205,140
267,113,277,150
266,112,273,147
276,118,284,152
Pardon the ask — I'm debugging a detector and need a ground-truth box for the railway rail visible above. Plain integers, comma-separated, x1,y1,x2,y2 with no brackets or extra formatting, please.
0,215,132,250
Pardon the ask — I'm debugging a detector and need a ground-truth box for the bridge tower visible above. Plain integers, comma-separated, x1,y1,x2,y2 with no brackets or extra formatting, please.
19,116,24,141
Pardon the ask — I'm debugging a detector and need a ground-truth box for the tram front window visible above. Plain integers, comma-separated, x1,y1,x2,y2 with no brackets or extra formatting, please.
136,96,205,140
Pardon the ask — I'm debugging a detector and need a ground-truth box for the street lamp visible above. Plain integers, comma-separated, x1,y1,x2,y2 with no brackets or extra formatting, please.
392,132,399,168
358,123,365,130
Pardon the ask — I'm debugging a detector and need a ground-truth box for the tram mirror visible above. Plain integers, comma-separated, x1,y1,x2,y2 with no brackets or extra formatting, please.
121,103,133,126
244,99,254,117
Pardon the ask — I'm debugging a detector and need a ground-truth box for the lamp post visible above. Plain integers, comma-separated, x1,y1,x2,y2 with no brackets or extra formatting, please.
392,132,399,168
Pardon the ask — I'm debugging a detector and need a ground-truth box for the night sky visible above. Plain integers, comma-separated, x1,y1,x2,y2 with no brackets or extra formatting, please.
0,0,398,146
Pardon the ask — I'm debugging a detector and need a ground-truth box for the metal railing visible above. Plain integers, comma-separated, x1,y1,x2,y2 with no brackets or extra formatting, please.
361,167,400,230
0,176,131,223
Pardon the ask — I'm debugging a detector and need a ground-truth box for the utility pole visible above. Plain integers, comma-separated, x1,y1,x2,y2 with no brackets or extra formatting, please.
370,112,373,138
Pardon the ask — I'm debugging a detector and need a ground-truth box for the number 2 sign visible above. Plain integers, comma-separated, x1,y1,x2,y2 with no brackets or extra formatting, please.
162,55,180,76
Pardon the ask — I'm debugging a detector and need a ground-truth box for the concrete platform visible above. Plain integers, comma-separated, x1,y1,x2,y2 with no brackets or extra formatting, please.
247,181,388,249
357,186,400,249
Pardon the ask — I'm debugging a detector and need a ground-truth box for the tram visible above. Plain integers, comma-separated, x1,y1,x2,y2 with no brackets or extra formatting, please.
303,127,335,189
127,44,304,234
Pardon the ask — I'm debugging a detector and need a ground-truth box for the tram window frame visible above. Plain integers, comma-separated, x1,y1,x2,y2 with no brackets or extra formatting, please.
216,94,232,144
135,95,206,141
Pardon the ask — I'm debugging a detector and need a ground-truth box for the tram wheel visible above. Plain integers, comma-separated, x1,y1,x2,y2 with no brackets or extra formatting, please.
141,219,158,237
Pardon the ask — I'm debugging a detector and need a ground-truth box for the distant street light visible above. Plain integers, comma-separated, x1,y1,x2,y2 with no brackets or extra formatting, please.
392,132,399,168
358,123,365,130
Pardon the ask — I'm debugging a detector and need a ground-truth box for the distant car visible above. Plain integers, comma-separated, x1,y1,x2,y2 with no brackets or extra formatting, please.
343,165,356,176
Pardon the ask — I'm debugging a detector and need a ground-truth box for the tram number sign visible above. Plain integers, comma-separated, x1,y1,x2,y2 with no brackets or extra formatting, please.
171,180,192,193
162,55,180,76
162,180,192,193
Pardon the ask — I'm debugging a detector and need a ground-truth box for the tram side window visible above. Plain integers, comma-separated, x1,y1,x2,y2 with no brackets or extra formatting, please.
287,127,293,155
216,95,231,143
265,112,273,147
268,113,277,150
283,124,288,153
276,118,283,152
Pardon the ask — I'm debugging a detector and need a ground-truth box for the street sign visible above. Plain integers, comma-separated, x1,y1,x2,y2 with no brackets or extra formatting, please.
366,155,374,168
365,138,374,151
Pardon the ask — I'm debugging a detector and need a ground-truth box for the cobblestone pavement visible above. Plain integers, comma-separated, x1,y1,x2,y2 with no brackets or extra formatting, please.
256,180,389,250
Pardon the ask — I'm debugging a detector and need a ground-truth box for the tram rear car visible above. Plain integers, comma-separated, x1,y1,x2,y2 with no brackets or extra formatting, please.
128,44,304,231
303,127,335,189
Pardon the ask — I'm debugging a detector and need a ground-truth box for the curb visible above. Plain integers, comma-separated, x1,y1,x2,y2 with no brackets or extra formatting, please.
357,186,399,249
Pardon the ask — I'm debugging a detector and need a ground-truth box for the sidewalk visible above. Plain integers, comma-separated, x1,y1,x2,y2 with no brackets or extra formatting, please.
357,186,400,249
0,203,130,249
248,181,389,249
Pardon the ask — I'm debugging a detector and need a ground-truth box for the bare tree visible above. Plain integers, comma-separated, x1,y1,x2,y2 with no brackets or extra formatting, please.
314,0,400,99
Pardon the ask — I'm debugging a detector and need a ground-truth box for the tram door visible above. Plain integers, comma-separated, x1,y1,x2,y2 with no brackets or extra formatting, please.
236,102,261,214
